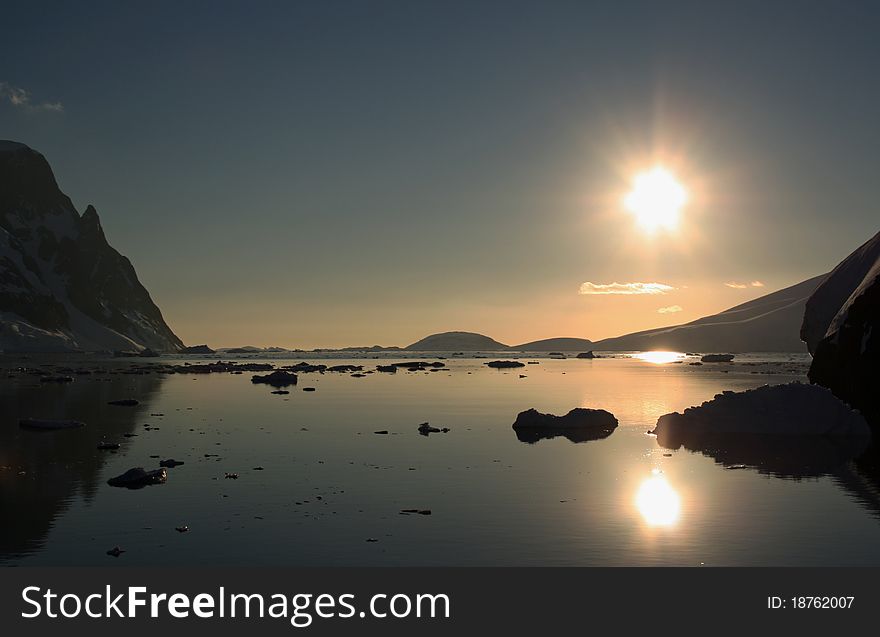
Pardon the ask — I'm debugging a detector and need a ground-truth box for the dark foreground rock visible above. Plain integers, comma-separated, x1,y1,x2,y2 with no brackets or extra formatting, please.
802,230,880,425
175,360,274,374
512,407,618,443
701,353,734,363
651,384,871,476
652,383,870,441
107,467,167,489
576,351,597,359
108,399,139,406
513,407,618,430
282,362,327,373
251,370,298,387
486,360,526,369
417,422,450,436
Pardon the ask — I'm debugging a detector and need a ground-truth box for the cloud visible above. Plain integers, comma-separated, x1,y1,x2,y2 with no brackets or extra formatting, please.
657,305,683,314
725,280,765,289
579,282,675,295
0,82,63,112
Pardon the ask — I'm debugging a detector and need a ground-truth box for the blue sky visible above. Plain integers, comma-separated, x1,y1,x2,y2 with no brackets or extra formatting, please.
2,1,878,347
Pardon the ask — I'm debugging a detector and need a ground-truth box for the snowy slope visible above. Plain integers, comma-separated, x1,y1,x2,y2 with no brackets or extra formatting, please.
0,141,182,352
592,274,828,352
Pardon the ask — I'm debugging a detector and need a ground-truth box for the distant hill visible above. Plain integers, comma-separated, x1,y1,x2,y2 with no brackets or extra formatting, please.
287,274,830,355
218,346,290,353
406,331,508,351
593,274,829,352
511,337,593,352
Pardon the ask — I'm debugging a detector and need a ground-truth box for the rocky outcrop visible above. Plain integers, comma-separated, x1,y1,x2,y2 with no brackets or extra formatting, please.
651,383,870,443
652,383,871,476
107,467,167,489
701,353,734,363
0,141,182,352
251,370,298,387
180,344,215,354
282,362,327,373
486,360,525,369
512,407,618,444
801,230,880,424
513,407,618,432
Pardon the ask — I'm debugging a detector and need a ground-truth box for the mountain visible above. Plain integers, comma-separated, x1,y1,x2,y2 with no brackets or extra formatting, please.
405,332,592,352
802,230,880,424
801,230,880,354
405,331,508,351
511,337,593,352
0,141,182,352
218,346,290,353
592,274,828,352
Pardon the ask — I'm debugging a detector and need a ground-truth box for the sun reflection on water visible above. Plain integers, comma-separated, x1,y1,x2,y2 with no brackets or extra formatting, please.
632,351,686,364
636,470,681,527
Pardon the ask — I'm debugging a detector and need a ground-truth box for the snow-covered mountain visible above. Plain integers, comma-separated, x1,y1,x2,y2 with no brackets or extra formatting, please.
591,274,828,352
400,276,828,354
0,140,182,352
802,230,880,424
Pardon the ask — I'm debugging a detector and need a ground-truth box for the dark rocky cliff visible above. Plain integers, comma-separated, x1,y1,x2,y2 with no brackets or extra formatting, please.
0,140,182,352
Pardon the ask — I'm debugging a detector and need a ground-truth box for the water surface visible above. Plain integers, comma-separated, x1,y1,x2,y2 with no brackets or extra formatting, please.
2,352,878,566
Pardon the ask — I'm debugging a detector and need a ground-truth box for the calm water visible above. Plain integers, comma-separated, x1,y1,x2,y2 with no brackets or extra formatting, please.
2,352,879,566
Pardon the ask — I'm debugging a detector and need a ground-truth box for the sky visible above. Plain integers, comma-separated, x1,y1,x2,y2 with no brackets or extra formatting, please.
1,0,878,348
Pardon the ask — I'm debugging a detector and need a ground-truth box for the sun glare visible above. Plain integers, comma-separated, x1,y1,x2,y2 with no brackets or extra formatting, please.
632,351,685,364
636,472,681,527
624,167,687,233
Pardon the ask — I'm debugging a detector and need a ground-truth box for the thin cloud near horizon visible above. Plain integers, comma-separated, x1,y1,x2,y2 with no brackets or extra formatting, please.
724,280,764,289
657,305,683,314
579,282,675,295
0,81,63,112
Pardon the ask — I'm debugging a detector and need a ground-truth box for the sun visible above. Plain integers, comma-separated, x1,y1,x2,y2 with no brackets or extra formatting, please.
624,166,687,233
